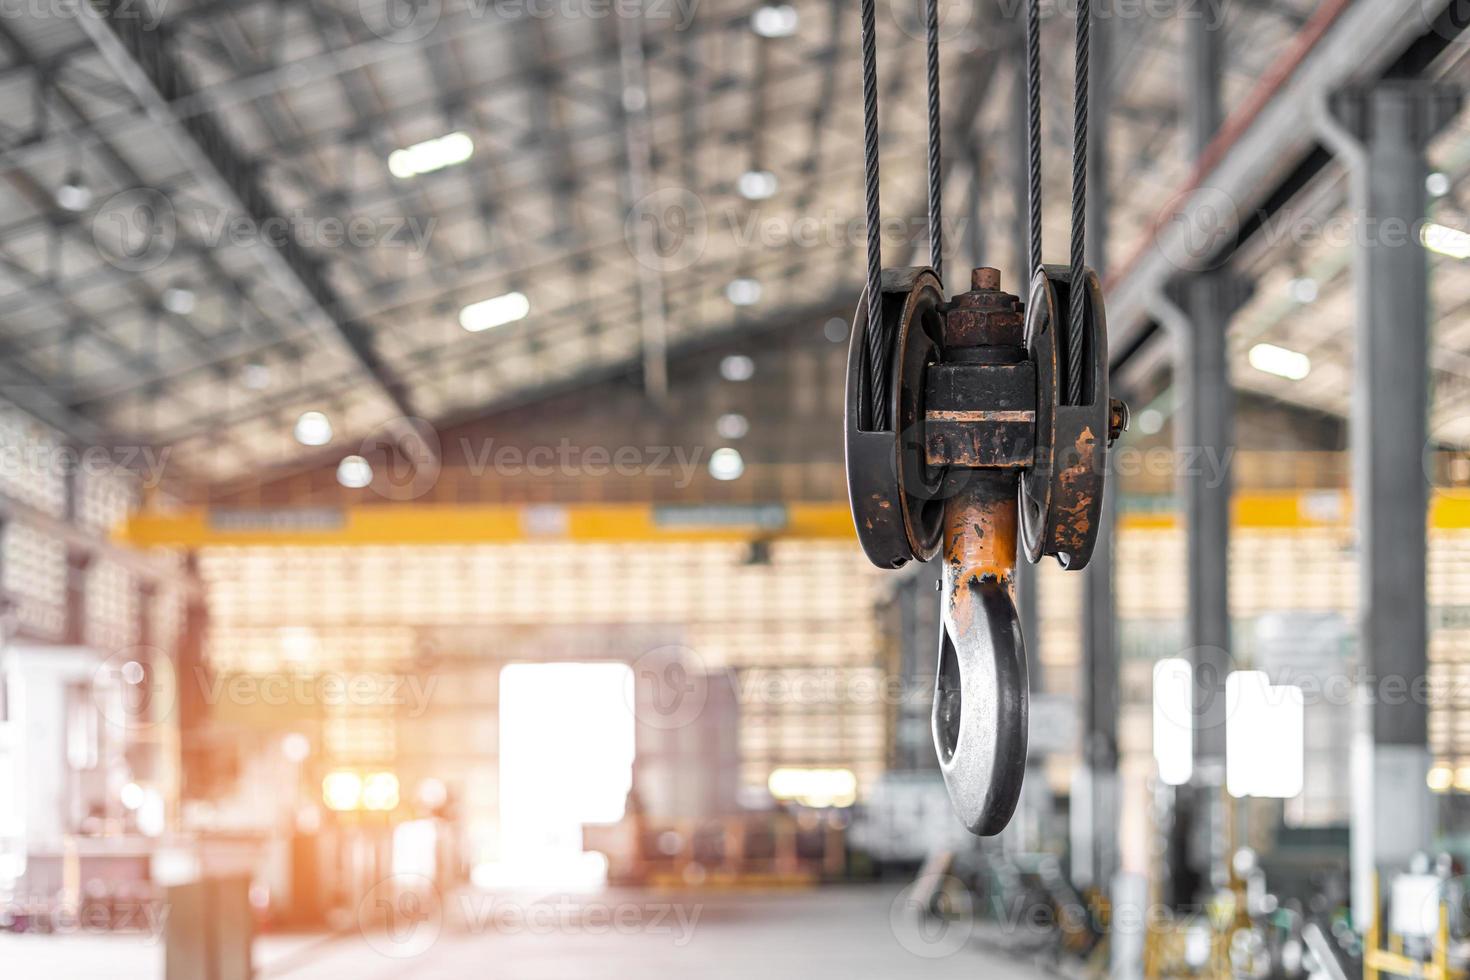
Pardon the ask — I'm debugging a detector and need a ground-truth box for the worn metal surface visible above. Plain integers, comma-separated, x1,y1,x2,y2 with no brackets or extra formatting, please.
1019,266,1111,570
844,268,945,569
928,270,1030,836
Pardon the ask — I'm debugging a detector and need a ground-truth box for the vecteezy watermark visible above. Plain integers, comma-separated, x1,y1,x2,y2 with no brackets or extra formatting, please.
196,671,440,718
0,0,167,31
92,646,177,734
90,189,438,272
458,894,701,945
356,0,700,44
0,896,170,942
889,872,975,959
458,438,704,488
625,644,710,730
360,417,443,502
356,874,702,959
624,186,964,274
0,443,171,489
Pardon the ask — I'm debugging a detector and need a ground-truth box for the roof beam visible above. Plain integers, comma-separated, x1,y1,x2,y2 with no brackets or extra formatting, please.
74,0,436,463
1105,0,1458,368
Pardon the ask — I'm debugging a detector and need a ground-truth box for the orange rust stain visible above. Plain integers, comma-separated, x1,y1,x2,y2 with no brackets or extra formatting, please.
942,486,1018,635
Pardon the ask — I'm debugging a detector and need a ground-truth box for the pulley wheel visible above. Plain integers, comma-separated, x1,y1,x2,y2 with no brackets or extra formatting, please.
844,268,946,569
1019,265,1110,571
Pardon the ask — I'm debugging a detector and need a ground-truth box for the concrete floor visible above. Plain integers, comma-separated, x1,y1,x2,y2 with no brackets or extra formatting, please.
0,885,1053,980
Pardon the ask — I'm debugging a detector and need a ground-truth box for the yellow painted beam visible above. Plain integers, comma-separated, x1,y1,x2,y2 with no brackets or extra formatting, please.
115,491,1470,549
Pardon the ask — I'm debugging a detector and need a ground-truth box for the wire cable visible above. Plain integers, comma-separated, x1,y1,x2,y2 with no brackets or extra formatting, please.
1027,0,1042,281
860,0,888,429
926,0,942,283
1067,0,1090,405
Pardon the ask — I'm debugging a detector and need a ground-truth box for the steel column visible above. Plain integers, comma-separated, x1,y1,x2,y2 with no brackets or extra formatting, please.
1335,80,1461,926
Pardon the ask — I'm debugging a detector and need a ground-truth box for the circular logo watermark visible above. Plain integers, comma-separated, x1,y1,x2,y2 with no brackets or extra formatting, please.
92,646,177,733
357,873,443,959
625,186,708,273
1152,646,1237,737
1156,184,1240,273
889,872,975,959
625,644,709,731
360,416,443,501
91,188,176,272
359,0,444,42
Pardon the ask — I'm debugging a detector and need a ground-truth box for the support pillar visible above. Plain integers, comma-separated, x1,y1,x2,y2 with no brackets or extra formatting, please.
1171,3,1244,906
1334,80,1461,927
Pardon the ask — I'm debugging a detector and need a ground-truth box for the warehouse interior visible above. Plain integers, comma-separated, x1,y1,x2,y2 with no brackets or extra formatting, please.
1,0,1469,977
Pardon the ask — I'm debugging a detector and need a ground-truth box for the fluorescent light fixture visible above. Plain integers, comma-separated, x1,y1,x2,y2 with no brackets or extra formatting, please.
56,171,92,212
362,772,401,811
1225,671,1304,799
161,286,196,315
241,363,271,391
768,767,857,808
716,413,750,440
709,447,745,481
322,771,363,811
726,278,762,307
720,354,755,382
336,454,373,489
1429,765,1453,794
1153,658,1193,786
1423,222,1470,260
1249,343,1311,382
293,410,333,446
460,291,530,332
388,130,475,179
1427,172,1452,198
751,4,799,37
737,170,778,200
1286,277,1319,304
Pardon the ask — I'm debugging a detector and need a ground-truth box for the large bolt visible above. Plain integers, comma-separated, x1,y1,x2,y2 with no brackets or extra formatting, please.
1108,399,1130,446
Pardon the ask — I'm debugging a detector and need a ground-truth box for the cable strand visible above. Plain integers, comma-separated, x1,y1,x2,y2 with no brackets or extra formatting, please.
1067,0,1089,405
861,0,888,429
926,0,942,283
1027,0,1042,281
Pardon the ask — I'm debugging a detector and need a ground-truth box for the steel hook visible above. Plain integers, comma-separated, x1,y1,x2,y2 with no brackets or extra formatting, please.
931,471,1029,837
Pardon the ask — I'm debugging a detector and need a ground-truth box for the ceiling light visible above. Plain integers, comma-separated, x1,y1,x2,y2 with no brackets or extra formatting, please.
56,171,92,212
161,285,196,315
1248,343,1311,382
1427,172,1452,198
388,130,474,179
716,413,749,439
751,4,798,38
726,278,762,306
362,772,401,811
322,771,363,811
1423,222,1470,260
737,170,778,200
709,447,746,481
720,354,755,382
460,291,530,332
241,363,271,390
336,455,373,489
1286,277,1318,304
293,410,333,446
